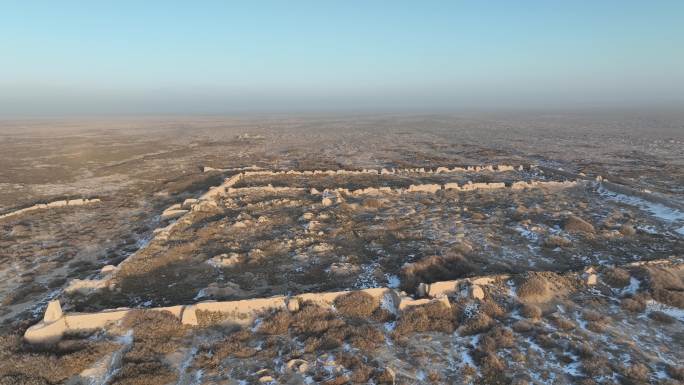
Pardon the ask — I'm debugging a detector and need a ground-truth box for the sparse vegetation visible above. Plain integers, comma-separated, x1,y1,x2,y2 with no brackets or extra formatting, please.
393,301,456,339
334,291,378,319
400,253,475,292
604,267,631,288
564,215,596,235
2,118,683,384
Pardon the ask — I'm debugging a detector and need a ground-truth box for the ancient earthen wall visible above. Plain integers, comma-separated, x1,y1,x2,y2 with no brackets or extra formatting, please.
27,258,682,344
0,198,101,221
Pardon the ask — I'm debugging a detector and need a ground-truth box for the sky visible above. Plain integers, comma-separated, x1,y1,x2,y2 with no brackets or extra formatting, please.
1,0,683,115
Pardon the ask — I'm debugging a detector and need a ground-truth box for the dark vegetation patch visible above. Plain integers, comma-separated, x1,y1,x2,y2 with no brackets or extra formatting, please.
520,303,542,319
470,327,515,384
620,295,646,313
543,235,572,249
0,333,116,384
648,310,675,324
636,266,684,308
257,302,386,352
603,267,631,288
564,215,596,235
290,303,386,352
393,301,456,340
110,310,187,385
333,291,379,319
515,271,572,304
400,253,475,292
193,302,394,383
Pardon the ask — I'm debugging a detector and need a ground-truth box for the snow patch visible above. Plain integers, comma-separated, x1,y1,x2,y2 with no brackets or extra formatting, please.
646,300,684,322
598,186,684,232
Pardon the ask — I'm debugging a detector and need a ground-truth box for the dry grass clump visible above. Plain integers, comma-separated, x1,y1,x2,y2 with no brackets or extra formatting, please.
603,267,631,288
122,310,186,342
460,312,495,336
543,235,572,249
666,365,684,381
334,291,378,319
519,303,542,320
111,310,187,385
471,327,515,384
512,320,534,333
257,309,292,334
208,329,258,365
194,331,262,374
336,353,391,383
582,310,610,333
618,362,650,384
480,299,507,319
0,333,117,385
516,271,572,305
581,356,613,378
564,215,596,235
619,224,636,236
516,274,549,301
288,302,385,352
648,311,675,324
548,314,576,331
620,296,646,313
570,341,594,359
400,253,474,292
638,267,684,308
111,362,177,385
392,301,456,340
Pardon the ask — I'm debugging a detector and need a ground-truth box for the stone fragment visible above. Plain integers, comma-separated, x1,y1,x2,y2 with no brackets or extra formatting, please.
586,273,598,286
287,298,300,312
321,197,334,206
416,283,428,297
43,300,63,323
182,198,199,209
24,317,67,344
287,359,308,373
161,209,188,220
471,285,485,300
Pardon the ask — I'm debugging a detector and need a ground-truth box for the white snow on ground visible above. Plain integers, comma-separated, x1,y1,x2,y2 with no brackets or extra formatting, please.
384,321,396,332
514,225,539,242
175,347,199,385
385,274,400,288
97,330,134,385
620,277,641,296
646,300,684,322
598,185,684,233
381,292,398,315
562,354,582,377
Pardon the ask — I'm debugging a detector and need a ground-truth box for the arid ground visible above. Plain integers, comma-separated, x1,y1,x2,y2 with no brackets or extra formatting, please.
0,112,682,385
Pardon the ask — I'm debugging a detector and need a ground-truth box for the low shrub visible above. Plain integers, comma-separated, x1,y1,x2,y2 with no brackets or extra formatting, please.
520,304,542,319
400,253,474,292
603,267,631,288
392,301,455,339
334,291,378,319
564,215,596,235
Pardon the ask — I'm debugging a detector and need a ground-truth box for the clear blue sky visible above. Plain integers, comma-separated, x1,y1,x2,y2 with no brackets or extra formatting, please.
1,1,683,115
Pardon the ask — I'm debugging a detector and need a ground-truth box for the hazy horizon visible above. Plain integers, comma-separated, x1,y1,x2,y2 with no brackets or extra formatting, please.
2,1,683,116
